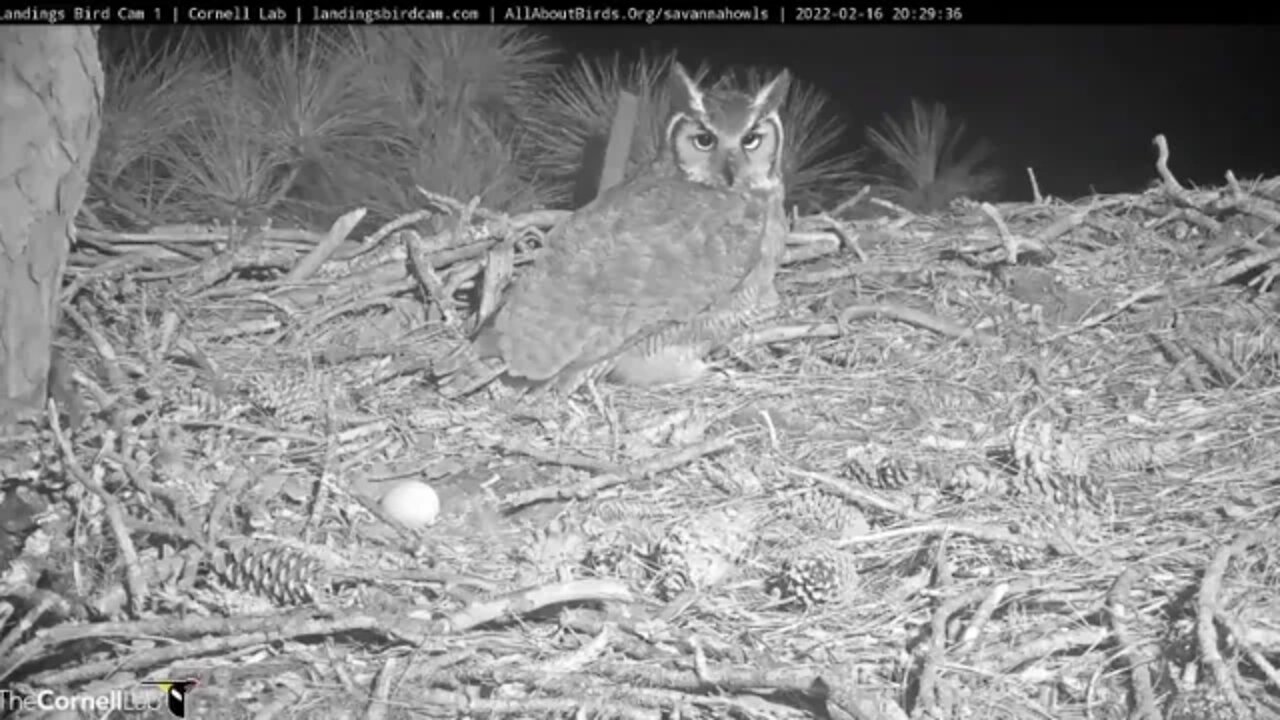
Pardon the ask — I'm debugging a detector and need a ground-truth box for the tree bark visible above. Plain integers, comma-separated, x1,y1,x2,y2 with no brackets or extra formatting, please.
0,27,103,425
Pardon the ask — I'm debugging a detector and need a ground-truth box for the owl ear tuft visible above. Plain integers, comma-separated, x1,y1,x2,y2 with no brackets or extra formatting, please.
751,69,791,118
668,62,706,117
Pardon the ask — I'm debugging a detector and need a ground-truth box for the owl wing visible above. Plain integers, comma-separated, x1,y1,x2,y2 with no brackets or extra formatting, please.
485,176,773,385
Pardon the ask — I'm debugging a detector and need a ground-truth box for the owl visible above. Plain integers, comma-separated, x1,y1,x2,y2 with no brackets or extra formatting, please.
434,62,791,399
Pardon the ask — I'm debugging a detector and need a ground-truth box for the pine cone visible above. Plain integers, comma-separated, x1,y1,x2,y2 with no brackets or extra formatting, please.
213,540,330,607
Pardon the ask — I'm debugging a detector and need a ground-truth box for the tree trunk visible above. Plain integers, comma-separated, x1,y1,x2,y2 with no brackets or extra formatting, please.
0,27,103,425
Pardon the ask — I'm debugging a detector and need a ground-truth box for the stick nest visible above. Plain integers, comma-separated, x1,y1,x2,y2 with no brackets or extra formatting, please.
2,142,1279,720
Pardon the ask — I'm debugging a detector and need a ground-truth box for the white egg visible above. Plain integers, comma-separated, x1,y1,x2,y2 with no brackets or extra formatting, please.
379,479,440,528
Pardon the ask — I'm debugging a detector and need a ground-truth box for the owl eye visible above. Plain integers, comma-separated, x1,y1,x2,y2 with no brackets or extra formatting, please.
741,131,763,150
690,132,717,151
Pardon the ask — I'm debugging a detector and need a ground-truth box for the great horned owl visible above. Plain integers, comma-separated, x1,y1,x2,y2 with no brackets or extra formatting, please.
434,61,791,398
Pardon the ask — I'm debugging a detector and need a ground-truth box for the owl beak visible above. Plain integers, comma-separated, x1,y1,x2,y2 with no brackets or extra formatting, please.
721,151,747,187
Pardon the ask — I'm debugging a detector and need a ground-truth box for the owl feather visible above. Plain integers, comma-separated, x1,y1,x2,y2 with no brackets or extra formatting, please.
434,62,791,399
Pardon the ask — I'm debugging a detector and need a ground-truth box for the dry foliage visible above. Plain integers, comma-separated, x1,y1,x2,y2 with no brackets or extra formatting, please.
867,98,1003,215
87,26,557,234
5,54,1280,720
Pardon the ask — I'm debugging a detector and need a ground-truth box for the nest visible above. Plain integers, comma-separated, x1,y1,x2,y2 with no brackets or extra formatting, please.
1,136,1278,720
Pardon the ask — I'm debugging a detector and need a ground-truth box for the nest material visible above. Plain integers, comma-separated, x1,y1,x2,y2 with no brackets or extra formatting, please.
2,144,1280,719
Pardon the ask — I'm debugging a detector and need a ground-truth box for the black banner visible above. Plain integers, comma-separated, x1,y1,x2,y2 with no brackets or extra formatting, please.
1,1,1273,25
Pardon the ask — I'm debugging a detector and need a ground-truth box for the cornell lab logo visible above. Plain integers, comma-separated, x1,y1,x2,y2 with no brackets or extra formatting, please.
141,679,199,718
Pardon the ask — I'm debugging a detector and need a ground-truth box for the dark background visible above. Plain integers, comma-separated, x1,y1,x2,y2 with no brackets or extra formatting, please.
549,25,1279,201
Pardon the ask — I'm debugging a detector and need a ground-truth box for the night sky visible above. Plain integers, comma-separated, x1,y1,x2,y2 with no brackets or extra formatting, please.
549,25,1280,201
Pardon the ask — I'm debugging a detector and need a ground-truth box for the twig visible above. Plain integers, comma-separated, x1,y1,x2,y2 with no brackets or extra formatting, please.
1215,610,1280,694
737,302,992,351
364,654,397,720
916,584,991,715
1208,243,1280,287
1040,281,1169,344
736,322,842,346
829,186,871,217
497,440,622,474
800,213,866,261
181,243,297,295
29,613,382,686
405,230,460,329
581,660,824,696
306,433,338,539
76,224,321,247
1033,203,1104,245
477,238,515,327
1225,169,1244,197
0,592,66,681
954,581,1009,658
60,252,154,303
100,450,204,543
360,208,438,252
986,627,1113,674
284,208,366,283
788,258,930,286
1197,530,1269,720
61,304,127,390
1183,336,1244,388
419,688,653,720
1027,166,1043,204
780,466,924,520
48,400,148,618
1219,172,1280,226
156,309,182,361
537,623,615,673
834,520,1056,554
1148,331,1208,393
980,202,1023,264
869,197,917,220
292,279,417,340
1106,566,1161,720
500,437,735,510
837,303,991,346
781,237,843,265
411,579,636,633
1153,134,1187,194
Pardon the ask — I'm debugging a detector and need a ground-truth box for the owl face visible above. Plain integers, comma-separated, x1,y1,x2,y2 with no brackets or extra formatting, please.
664,62,791,192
